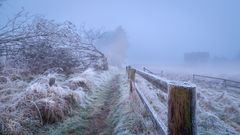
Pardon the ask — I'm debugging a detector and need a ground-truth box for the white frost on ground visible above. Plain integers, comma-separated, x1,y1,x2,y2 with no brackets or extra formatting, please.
108,70,159,135
17,66,159,135
0,67,98,134
2,65,238,134
135,69,240,135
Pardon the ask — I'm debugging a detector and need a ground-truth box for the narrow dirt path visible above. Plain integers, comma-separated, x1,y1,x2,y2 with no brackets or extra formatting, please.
69,75,120,135
41,74,122,135
41,71,159,135
84,75,120,135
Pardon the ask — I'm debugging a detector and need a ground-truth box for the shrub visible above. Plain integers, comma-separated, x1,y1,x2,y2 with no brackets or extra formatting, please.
1,16,108,74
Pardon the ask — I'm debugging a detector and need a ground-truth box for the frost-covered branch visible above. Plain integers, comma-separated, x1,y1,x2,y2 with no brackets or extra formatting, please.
0,11,108,73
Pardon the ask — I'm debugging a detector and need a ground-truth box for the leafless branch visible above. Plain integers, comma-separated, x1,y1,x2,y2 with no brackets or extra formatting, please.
0,11,108,73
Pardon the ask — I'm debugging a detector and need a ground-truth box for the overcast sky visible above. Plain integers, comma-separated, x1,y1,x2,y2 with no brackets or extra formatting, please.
1,0,240,65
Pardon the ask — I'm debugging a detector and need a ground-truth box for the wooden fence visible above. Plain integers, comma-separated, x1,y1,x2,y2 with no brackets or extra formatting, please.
143,67,164,76
143,67,240,89
193,74,240,89
126,66,197,135
143,67,155,74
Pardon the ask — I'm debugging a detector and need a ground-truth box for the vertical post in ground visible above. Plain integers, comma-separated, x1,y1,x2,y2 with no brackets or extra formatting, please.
168,83,197,135
223,80,227,88
126,66,131,80
128,68,136,92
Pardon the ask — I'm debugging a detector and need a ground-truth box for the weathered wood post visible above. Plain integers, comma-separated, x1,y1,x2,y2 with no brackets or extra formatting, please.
223,80,227,88
192,74,195,82
128,68,136,92
168,82,197,135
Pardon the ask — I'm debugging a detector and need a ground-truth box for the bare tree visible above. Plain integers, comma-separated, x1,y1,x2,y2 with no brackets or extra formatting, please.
0,10,108,74
0,10,54,56
79,24,104,45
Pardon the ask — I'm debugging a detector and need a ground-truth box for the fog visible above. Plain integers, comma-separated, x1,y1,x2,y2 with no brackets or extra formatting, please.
1,0,240,71
1,1,240,135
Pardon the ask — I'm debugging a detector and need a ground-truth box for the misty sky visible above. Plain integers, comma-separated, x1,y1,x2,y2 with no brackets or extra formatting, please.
1,0,240,64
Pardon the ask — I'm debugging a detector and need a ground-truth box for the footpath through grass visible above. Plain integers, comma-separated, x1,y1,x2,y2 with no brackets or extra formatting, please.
41,74,121,135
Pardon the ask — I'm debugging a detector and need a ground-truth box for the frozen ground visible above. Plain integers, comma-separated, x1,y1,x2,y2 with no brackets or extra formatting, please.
1,65,239,135
43,67,158,135
134,66,240,135
0,67,158,135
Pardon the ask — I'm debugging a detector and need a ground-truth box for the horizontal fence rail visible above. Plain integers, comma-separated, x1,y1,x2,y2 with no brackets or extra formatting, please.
142,67,240,89
143,67,164,76
137,70,168,93
143,67,155,74
127,66,197,135
193,74,240,89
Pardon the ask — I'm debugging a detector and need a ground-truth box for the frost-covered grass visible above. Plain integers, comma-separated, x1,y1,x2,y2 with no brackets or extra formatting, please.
40,68,117,135
107,70,158,135
42,67,159,135
0,68,94,134
135,69,240,135
3,65,237,135
160,70,240,133
1,66,157,135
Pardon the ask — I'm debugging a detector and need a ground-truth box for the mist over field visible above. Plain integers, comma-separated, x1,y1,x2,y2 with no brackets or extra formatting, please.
0,0,239,135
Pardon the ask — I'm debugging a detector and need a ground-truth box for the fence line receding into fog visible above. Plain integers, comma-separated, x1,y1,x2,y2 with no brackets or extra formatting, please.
127,66,197,135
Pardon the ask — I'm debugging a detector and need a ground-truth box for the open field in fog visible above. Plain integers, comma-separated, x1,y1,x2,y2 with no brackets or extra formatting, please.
1,0,240,134
133,65,240,135
0,65,239,135
134,64,240,81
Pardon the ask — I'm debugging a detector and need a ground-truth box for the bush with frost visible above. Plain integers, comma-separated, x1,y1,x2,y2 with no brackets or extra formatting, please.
0,11,108,74
0,68,91,134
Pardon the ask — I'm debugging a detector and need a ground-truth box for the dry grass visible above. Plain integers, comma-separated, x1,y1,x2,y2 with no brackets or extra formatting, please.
41,67,158,135
1,67,170,135
0,68,91,135
145,70,240,135
107,71,159,135
66,77,90,91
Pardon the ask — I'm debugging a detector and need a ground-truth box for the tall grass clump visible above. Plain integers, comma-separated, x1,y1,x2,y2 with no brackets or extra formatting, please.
0,68,93,134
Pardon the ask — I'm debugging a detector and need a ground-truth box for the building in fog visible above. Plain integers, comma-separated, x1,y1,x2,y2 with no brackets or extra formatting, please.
184,52,210,65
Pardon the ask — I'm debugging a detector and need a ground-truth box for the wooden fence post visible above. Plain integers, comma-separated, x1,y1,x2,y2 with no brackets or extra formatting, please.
192,74,195,82
168,83,197,135
128,68,136,92
223,80,227,88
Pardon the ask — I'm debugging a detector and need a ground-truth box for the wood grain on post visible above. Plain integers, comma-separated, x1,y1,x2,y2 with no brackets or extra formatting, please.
168,83,197,135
